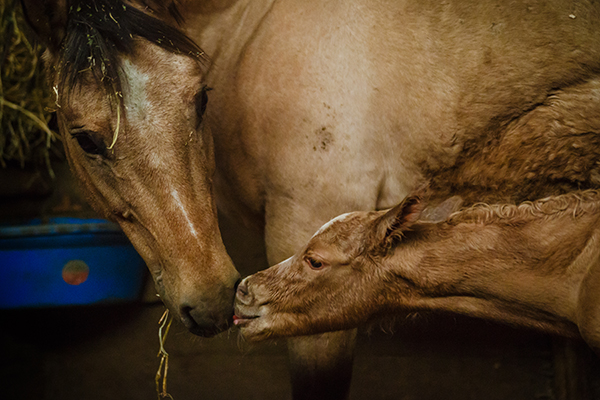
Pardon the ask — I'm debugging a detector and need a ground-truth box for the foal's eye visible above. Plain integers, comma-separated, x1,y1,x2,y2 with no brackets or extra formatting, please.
305,257,325,270
71,131,105,155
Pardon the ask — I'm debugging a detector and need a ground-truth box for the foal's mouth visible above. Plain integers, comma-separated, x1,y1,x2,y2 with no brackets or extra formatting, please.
232,313,259,326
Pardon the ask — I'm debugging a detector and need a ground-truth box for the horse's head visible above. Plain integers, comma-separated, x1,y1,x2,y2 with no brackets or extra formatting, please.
21,0,239,336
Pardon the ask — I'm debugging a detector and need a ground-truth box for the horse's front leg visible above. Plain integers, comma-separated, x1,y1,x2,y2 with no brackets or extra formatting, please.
287,330,357,400
264,203,365,400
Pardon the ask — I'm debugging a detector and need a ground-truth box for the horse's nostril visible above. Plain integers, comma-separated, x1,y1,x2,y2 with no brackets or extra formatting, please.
178,302,230,337
180,304,196,329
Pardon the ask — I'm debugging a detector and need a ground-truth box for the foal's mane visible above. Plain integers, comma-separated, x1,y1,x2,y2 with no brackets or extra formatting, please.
56,0,205,101
446,190,600,226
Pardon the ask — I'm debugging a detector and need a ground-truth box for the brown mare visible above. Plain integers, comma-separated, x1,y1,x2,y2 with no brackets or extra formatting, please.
234,190,600,356
21,0,600,398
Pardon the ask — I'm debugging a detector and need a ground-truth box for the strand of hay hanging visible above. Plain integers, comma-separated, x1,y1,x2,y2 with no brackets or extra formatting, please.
0,0,60,174
156,309,175,400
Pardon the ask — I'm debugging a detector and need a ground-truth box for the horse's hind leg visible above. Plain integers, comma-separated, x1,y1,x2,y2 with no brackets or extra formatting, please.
287,329,357,400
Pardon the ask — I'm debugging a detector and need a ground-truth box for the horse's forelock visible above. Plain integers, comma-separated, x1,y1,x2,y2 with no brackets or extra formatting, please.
138,0,185,25
56,0,205,104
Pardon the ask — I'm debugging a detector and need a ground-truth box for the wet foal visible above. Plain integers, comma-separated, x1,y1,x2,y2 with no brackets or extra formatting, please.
235,191,600,354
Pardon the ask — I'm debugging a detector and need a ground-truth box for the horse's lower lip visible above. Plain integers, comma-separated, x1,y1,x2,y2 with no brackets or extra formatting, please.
189,325,220,337
182,316,230,337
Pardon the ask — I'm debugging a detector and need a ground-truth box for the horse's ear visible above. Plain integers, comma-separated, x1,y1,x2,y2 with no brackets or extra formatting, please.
372,194,425,250
20,0,68,53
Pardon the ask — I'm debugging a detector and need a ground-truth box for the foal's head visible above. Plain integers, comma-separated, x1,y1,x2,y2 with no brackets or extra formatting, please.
234,194,462,340
22,0,239,336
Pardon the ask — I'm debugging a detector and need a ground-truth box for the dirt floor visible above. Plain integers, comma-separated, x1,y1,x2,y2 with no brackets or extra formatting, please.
2,162,600,400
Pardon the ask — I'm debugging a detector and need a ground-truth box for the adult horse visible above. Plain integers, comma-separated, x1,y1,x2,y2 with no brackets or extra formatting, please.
21,0,600,398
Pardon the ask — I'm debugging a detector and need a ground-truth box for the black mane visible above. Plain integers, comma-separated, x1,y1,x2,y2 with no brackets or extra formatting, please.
58,0,205,101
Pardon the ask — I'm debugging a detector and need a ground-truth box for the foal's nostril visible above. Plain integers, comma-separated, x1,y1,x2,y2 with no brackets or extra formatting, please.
238,280,249,296
233,276,242,292
235,278,253,305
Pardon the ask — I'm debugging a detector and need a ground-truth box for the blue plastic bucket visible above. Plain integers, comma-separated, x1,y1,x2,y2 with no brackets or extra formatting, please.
0,218,146,308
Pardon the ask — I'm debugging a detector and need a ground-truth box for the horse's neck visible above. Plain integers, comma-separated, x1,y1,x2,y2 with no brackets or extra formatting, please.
390,210,600,335
179,0,275,64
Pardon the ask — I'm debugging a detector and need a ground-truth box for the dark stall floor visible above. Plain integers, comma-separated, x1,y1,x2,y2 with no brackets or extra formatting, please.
3,300,599,400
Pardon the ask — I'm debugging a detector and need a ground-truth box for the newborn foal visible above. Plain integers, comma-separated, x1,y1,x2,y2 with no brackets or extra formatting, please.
234,191,600,354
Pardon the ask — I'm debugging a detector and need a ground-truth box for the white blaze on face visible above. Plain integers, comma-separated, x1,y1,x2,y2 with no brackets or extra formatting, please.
120,59,151,122
120,59,169,171
171,189,199,239
274,256,294,276
312,212,354,238
274,255,293,266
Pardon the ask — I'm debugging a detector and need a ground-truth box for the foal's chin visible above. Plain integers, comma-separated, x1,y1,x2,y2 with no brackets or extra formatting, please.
237,315,297,342
237,314,340,341
237,321,273,342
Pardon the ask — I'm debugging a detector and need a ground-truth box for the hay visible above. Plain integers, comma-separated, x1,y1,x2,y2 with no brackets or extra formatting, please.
156,308,175,400
0,0,60,174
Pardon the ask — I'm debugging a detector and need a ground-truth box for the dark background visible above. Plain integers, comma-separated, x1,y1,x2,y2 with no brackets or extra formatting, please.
1,161,600,400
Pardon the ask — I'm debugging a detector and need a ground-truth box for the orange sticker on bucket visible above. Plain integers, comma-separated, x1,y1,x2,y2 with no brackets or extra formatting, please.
62,260,90,285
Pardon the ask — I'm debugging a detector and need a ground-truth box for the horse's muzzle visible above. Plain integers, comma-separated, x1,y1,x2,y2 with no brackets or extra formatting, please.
180,303,233,337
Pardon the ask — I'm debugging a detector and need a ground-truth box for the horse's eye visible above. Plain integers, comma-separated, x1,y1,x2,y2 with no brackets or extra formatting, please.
71,132,104,155
195,85,211,123
305,257,325,270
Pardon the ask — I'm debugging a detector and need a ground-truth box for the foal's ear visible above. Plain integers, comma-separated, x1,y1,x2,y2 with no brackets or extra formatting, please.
20,0,68,53
372,195,425,249
371,194,464,251
419,195,463,224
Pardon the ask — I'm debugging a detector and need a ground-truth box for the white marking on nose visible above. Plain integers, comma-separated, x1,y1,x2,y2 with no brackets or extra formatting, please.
312,212,353,238
171,190,198,238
